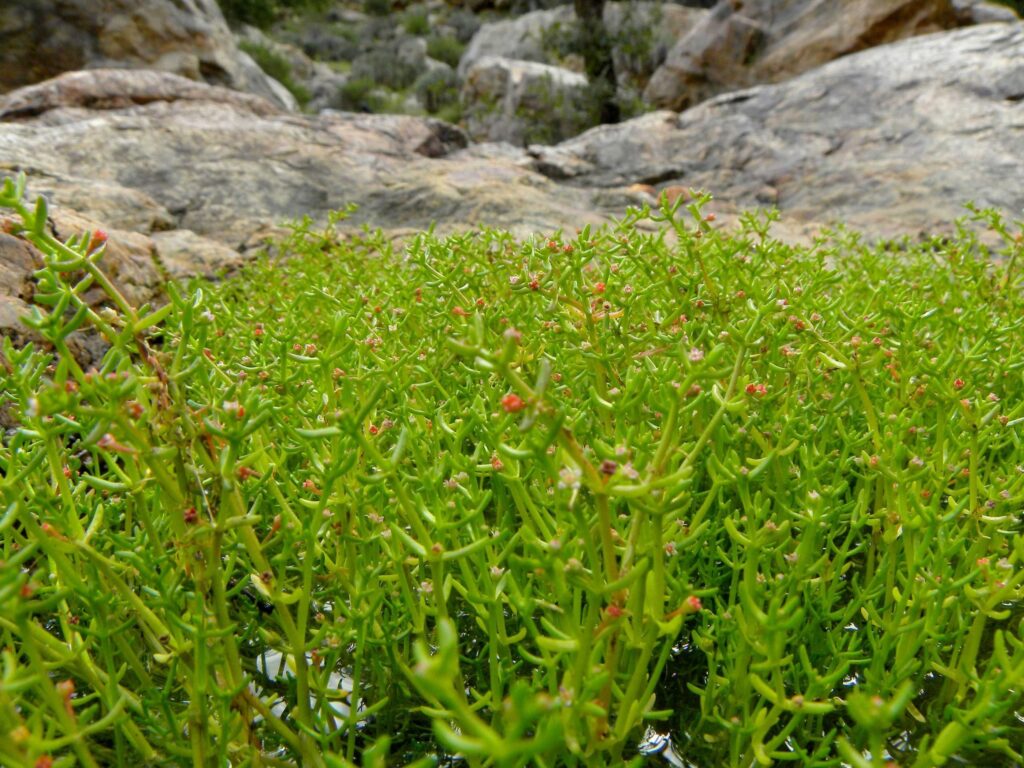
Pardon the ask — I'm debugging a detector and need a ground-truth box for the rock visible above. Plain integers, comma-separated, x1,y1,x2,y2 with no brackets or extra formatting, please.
461,56,591,145
152,229,246,280
0,69,604,253
532,23,1024,240
0,0,295,110
954,0,1022,23
645,0,961,110
318,112,469,158
24,178,176,234
0,69,284,122
2,19,1023,328
0,230,42,302
459,6,568,76
460,2,708,89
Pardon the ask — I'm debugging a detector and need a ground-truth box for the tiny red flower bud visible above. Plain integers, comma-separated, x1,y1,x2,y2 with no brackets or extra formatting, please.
184,507,198,525
490,453,504,471
685,595,702,613
451,306,470,317
88,229,108,252
953,378,965,390
605,604,625,619
593,282,606,294
368,424,379,436
501,393,526,413
600,459,618,475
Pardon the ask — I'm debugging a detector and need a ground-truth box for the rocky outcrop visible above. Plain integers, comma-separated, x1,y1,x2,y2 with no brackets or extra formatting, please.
461,57,591,145
1,21,1023,342
0,68,604,271
954,0,1022,24
0,69,285,122
644,0,963,110
459,2,708,83
533,22,1024,240
0,0,295,110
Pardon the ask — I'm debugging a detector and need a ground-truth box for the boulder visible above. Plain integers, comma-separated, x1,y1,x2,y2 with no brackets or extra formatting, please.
2,21,1023,329
0,69,284,122
461,56,591,145
531,23,1024,240
459,2,708,90
0,68,605,253
645,0,961,110
953,0,1022,24
0,0,295,110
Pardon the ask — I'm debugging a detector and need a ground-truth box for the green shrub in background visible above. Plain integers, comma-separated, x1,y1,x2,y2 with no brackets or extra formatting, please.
351,46,421,91
238,40,311,107
414,67,461,116
403,5,431,36
218,0,331,30
333,76,394,113
426,34,466,69
1,173,1023,767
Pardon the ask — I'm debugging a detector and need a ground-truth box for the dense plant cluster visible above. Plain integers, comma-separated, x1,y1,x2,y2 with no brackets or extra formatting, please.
1,173,1023,767
218,0,332,30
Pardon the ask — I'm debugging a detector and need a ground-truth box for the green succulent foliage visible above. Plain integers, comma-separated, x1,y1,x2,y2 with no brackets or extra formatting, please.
1,172,1023,767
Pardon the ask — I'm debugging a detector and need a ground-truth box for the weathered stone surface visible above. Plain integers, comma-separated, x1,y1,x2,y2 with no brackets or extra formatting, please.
954,0,1022,24
645,0,962,110
317,112,469,159
460,2,708,80
462,56,591,145
0,69,605,255
0,231,42,302
0,0,295,110
152,228,246,280
533,23,1024,240
2,20,1023,329
0,69,284,122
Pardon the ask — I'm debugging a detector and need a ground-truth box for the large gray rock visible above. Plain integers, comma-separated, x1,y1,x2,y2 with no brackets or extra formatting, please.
0,0,295,110
2,20,1023,333
644,0,961,110
954,0,1022,24
0,68,604,256
459,2,708,90
461,56,591,145
532,23,1024,240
